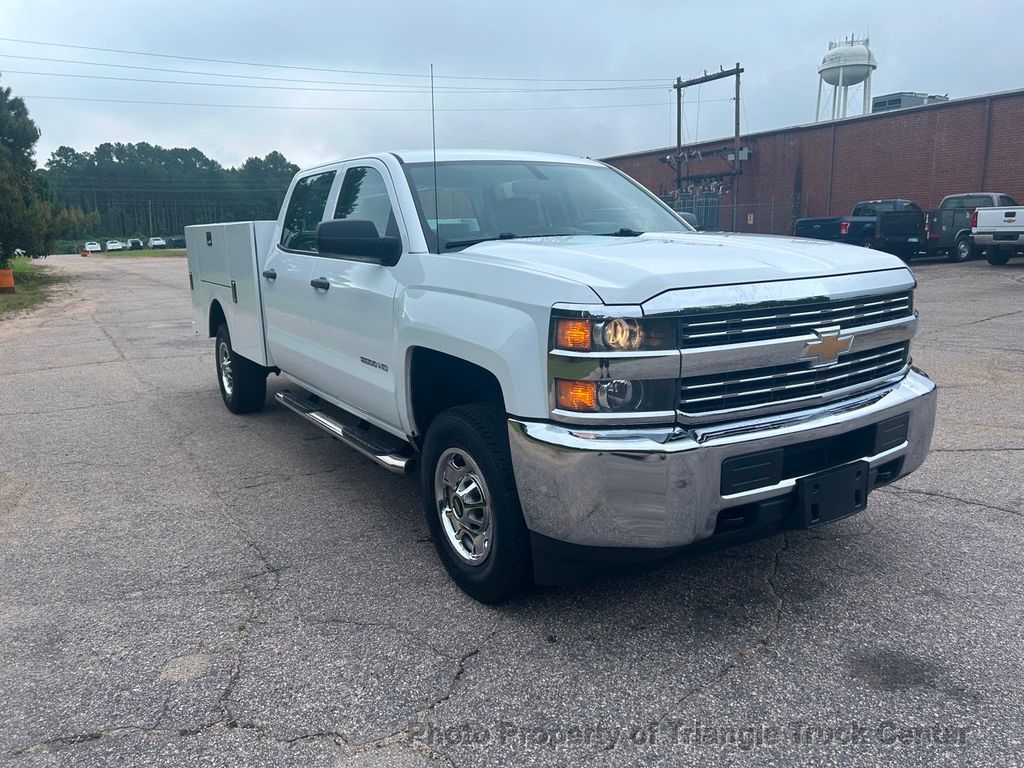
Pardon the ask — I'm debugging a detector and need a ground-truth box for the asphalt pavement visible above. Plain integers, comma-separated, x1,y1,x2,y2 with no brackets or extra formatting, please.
0,253,1022,767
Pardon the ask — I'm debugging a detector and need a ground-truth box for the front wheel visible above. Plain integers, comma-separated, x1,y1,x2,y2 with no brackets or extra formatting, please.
950,235,973,262
215,324,267,414
421,404,532,603
987,246,1012,266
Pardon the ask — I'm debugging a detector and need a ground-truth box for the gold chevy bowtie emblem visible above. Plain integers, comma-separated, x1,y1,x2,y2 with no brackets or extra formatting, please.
803,330,852,366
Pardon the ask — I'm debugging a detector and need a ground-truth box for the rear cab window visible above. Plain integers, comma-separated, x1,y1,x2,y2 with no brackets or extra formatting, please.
280,170,336,252
943,195,992,210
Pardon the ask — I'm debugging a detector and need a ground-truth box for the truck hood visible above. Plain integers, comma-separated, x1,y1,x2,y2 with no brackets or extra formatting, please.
457,232,908,304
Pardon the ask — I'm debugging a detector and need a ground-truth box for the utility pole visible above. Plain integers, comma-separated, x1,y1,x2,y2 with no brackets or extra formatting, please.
674,76,683,198
664,64,744,229
733,62,741,232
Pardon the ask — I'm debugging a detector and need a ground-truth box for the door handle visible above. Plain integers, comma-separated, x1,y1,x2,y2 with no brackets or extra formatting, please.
262,268,277,280
310,277,331,291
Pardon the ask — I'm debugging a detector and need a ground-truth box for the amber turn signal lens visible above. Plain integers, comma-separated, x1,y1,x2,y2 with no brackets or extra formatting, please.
556,379,598,411
555,318,592,351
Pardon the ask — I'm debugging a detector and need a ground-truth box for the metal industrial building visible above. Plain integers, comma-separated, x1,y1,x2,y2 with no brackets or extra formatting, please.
603,88,1024,233
872,91,949,113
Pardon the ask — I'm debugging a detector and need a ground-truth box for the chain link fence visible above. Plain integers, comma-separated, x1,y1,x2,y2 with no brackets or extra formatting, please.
661,193,809,235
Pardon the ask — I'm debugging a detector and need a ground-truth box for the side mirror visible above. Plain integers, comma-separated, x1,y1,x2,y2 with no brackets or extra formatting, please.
316,219,402,266
679,212,700,230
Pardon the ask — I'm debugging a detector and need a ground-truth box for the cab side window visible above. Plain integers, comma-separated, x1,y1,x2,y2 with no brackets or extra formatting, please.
333,166,398,239
280,170,336,252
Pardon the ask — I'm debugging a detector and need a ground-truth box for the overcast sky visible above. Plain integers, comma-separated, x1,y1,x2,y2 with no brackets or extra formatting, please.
2,0,1018,171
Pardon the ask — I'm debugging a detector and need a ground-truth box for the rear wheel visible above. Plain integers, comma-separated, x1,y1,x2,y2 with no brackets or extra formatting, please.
987,246,1012,266
950,234,973,262
421,404,532,603
215,324,267,414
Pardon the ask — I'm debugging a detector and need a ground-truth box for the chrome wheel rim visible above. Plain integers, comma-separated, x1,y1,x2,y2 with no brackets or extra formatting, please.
957,241,969,259
218,340,234,397
434,448,493,566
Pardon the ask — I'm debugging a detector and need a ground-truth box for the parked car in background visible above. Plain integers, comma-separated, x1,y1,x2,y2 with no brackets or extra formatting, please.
167,236,186,249
973,203,1024,265
106,240,125,252
925,193,1019,262
126,238,144,250
83,241,101,253
793,200,925,259
147,236,166,249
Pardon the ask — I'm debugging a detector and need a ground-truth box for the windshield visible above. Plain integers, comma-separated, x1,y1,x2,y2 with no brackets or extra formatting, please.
403,160,691,251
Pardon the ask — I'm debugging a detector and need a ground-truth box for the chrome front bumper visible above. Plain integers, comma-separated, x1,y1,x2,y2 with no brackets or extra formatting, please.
508,369,937,549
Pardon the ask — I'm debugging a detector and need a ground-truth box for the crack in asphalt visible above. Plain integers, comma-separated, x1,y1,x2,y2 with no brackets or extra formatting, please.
955,308,1024,328
569,534,793,767
237,466,343,491
5,727,152,757
930,447,1024,453
2,720,355,759
0,398,139,417
318,622,506,766
882,486,1023,519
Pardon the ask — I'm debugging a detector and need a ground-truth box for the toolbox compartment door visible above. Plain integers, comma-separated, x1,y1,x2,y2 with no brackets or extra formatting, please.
185,221,275,367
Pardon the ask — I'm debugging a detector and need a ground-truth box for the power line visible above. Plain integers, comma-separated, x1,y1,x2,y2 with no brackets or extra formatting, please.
0,53,432,89
23,94,670,113
0,36,669,83
2,68,670,95
0,54,668,93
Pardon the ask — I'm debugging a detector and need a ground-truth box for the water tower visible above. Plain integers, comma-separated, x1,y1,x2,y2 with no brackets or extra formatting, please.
815,36,877,121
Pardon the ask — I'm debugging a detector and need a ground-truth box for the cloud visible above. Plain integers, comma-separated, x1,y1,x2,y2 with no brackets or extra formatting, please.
2,0,1011,170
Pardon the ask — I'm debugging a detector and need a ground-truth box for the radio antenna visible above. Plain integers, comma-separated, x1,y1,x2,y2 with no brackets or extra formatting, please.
430,63,439,250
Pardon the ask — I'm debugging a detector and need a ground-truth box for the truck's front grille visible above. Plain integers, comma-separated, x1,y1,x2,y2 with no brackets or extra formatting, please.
678,342,910,416
677,291,913,348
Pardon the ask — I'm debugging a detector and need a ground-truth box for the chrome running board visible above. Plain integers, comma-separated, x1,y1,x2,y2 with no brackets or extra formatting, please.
275,390,413,474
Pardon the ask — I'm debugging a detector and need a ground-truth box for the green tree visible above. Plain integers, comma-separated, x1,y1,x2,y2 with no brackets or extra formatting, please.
0,76,48,266
41,144,298,238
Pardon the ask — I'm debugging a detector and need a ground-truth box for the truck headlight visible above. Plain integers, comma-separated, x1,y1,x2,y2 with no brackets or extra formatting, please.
602,318,644,351
597,379,641,410
555,378,675,413
553,315,675,352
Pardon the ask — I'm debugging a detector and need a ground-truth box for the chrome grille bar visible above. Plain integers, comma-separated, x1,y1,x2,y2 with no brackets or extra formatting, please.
678,291,913,348
680,346,907,392
678,342,910,416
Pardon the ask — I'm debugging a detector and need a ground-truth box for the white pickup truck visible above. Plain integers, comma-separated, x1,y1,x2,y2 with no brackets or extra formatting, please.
186,150,936,603
972,203,1024,265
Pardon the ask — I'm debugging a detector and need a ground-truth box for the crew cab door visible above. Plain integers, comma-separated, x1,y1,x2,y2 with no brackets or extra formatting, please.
261,169,337,382
305,160,404,432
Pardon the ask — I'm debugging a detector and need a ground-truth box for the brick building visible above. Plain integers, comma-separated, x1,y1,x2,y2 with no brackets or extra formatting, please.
603,88,1024,234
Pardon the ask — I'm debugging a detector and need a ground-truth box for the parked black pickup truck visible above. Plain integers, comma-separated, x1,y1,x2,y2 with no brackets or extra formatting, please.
793,200,925,259
925,192,1019,262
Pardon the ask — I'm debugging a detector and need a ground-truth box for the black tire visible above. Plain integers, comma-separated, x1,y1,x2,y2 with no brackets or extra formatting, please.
950,234,973,263
421,404,532,603
987,246,1012,266
214,324,267,414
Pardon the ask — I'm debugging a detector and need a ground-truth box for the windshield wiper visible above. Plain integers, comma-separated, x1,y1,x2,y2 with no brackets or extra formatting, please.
443,232,518,250
443,232,580,250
